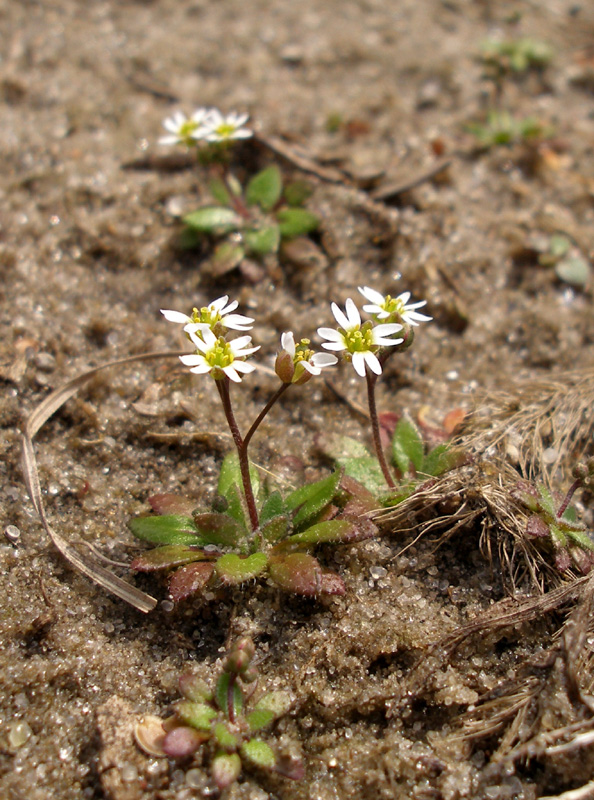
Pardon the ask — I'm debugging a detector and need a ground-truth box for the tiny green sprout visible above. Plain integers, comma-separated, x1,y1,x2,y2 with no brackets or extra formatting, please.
467,110,552,150
514,459,594,574
135,637,304,789
480,37,554,83
180,164,319,273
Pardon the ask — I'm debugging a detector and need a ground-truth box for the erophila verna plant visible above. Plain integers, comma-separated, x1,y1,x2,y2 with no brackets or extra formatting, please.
135,637,304,789
158,108,319,274
514,459,594,574
129,287,437,602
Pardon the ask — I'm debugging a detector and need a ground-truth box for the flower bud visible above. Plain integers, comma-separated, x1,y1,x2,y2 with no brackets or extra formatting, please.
275,350,295,383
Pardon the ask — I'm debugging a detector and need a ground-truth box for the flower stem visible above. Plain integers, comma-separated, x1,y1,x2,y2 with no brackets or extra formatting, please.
215,378,260,532
243,382,291,452
366,371,396,489
556,478,582,520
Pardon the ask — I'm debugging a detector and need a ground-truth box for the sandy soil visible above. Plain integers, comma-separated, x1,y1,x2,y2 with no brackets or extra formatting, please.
1,1,594,798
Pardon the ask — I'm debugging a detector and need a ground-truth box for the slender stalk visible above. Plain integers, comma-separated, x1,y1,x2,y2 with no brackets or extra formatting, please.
215,378,260,532
556,478,582,520
365,371,396,489
243,382,290,452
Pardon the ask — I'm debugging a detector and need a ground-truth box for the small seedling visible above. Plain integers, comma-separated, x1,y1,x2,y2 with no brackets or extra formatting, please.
179,165,319,273
467,110,551,150
129,288,432,601
135,637,304,789
480,38,554,83
536,234,591,288
514,459,594,573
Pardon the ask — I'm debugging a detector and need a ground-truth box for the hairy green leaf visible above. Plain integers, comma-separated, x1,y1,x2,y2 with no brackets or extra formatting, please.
245,165,283,211
192,512,245,547
175,700,218,731
260,490,286,525
391,416,425,475
209,177,232,206
128,514,203,546
215,672,243,720
244,224,281,255
215,552,269,585
285,470,342,530
260,515,289,543
183,206,242,234
241,738,276,769
286,519,355,545
130,545,209,572
277,207,319,239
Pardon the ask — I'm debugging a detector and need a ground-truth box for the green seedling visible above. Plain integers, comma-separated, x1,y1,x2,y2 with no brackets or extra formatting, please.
480,37,554,83
514,459,594,574
180,165,319,273
467,110,552,150
135,637,304,789
534,234,591,288
318,411,466,503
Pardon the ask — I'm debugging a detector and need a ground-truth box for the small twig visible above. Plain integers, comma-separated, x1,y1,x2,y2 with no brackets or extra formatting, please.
370,159,452,202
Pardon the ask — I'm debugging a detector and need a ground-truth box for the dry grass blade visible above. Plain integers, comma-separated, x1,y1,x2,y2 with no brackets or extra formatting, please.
22,350,186,613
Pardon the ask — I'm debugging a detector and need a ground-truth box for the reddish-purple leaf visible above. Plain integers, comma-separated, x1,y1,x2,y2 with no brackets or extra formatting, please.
212,752,242,789
340,474,378,514
525,515,550,539
148,493,196,516
269,553,345,596
162,725,209,758
169,562,215,602
275,753,306,780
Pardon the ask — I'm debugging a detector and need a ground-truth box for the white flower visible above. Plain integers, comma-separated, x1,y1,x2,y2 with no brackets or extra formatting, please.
179,327,260,383
196,109,253,143
278,331,337,383
358,286,432,326
158,108,209,146
318,298,403,377
161,296,254,333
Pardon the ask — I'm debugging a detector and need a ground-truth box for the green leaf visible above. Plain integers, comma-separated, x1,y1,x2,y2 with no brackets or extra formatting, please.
391,416,425,475
128,514,203,546
245,165,283,211
183,206,242,234
175,700,218,731
421,444,465,477
537,486,557,518
318,432,371,461
260,515,289,543
209,177,232,206
130,545,208,572
285,470,342,530
216,672,243,719
277,207,320,239
260,491,286,525
192,512,245,547
286,519,355,545
568,530,594,552
244,224,281,255
549,235,571,258
215,552,269,585
555,256,591,287
241,738,276,770
246,707,275,733
212,752,242,789
283,180,313,207
179,674,213,703
341,456,386,495
253,691,292,719
218,453,260,502
213,722,239,750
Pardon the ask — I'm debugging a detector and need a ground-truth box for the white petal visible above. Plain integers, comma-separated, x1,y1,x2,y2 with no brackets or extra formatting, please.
330,302,353,331
209,296,229,312
344,298,362,327
302,362,320,375
180,354,206,367
311,353,338,368
374,334,403,347
363,351,382,375
373,323,403,339
158,134,182,145
229,335,253,351
404,299,428,310
358,286,385,305
362,303,389,318
351,352,368,377
317,327,344,343
321,342,347,351
223,313,254,330
223,365,243,383
161,309,191,324
189,363,212,375
281,332,296,355
230,360,255,373
229,129,252,139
